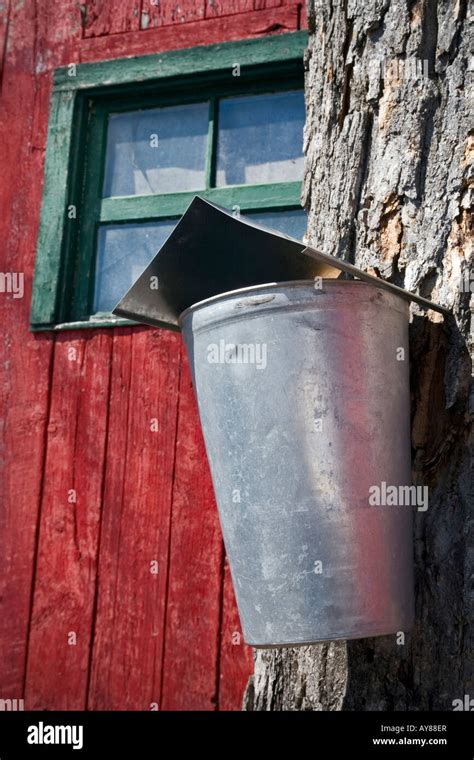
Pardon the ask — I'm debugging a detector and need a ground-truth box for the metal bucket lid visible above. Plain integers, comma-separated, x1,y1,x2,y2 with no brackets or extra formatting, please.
112,196,448,330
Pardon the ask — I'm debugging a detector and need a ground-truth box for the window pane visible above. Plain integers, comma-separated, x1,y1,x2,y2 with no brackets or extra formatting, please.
246,209,307,241
103,102,209,197
216,90,305,187
93,221,176,313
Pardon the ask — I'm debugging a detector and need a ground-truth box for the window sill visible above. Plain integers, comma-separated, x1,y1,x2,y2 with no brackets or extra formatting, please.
31,315,143,332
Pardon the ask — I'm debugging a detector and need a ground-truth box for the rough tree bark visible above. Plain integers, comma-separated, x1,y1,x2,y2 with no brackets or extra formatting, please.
244,0,472,711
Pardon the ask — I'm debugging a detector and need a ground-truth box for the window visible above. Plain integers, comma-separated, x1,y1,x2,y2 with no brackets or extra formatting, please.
31,32,308,330
94,90,306,314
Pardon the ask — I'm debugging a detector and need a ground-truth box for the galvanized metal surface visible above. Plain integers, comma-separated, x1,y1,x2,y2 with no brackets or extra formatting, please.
180,281,415,647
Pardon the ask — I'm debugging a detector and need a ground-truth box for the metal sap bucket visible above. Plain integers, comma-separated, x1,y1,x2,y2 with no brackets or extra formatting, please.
180,280,415,647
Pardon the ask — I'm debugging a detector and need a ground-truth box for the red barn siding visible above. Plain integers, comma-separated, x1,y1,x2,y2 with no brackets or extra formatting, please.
84,0,142,37
86,328,181,710
0,0,58,703
25,331,114,710
141,0,206,30
160,349,224,711
0,0,305,710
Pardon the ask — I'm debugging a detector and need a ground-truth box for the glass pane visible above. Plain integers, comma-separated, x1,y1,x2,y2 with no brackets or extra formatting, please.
216,90,305,187
103,102,209,197
93,221,176,313
246,208,307,241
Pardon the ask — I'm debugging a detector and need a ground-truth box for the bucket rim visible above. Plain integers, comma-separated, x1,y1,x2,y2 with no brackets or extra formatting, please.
178,278,406,325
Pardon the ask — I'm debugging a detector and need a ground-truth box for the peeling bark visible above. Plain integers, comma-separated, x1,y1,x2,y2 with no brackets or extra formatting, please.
244,0,472,711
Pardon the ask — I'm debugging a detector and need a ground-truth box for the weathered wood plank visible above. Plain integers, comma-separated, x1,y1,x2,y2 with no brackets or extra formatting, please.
30,90,78,328
85,328,133,709
24,331,112,709
34,0,82,70
0,325,52,702
100,182,302,223
0,0,58,704
80,9,303,63
205,0,254,19
141,0,205,29
0,0,10,87
255,0,282,9
56,30,307,90
218,558,253,710
30,0,83,330
87,327,180,710
160,345,224,710
84,0,142,38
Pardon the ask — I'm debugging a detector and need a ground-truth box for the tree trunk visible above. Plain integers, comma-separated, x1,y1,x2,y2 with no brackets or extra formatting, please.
244,0,472,711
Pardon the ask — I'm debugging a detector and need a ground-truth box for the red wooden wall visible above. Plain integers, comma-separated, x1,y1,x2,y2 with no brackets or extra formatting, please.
0,0,306,711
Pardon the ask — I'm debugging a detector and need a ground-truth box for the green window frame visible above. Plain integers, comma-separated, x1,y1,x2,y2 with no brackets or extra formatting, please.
30,31,308,331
